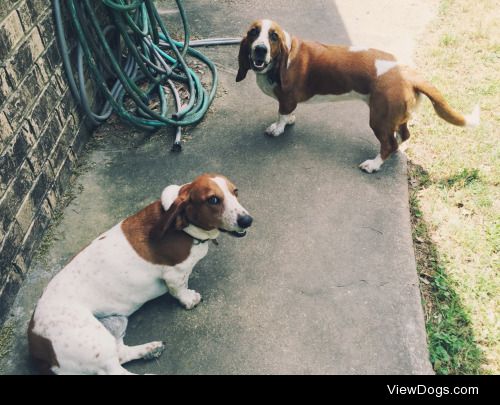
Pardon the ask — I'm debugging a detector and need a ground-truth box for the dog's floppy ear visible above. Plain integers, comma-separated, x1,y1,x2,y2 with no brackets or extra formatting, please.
236,36,251,82
153,184,191,239
278,34,291,90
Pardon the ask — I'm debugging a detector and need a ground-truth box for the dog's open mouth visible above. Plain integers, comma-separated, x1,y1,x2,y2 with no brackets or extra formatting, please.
219,229,247,238
251,59,269,72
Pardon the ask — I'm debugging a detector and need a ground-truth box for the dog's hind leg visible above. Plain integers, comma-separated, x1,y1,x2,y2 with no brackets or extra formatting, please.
99,315,128,340
360,101,401,173
397,122,410,145
117,341,166,364
47,310,136,374
360,125,400,173
99,314,165,364
360,124,399,173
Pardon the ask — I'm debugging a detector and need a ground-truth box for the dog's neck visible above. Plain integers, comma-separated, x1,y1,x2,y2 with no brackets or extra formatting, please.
262,62,280,85
262,45,293,86
182,224,219,244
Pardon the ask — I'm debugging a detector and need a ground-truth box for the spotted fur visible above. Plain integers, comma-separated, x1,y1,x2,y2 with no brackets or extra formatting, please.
28,173,252,375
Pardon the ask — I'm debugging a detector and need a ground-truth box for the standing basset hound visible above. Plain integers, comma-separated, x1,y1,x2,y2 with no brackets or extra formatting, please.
236,19,480,173
28,173,253,375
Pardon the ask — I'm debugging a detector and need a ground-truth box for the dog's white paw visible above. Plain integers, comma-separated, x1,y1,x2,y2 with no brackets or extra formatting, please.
359,155,384,173
286,114,296,125
179,289,202,309
143,341,166,360
265,115,295,137
265,122,285,137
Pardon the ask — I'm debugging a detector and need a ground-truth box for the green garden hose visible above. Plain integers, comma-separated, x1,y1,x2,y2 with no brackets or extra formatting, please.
53,0,241,151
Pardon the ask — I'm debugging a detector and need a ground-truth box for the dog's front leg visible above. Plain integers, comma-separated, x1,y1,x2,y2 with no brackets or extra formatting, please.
163,267,201,310
265,98,297,137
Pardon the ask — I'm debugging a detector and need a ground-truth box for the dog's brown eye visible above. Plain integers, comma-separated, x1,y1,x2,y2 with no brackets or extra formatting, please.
248,27,259,37
233,189,239,197
270,32,279,42
207,196,220,205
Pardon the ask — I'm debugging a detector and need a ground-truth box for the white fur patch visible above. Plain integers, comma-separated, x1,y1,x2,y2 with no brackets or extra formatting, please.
211,177,249,231
256,73,278,100
465,105,480,127
375,59,398,77
284,30,293,69
284,30,292,51
349,45,369,52
265,114,296,137
253,19,272,64
161,184,181,210
162,242,208,309
359,154,384,173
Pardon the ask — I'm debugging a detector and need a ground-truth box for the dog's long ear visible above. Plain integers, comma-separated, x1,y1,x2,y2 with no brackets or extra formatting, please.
279,34,291,91
236,36,251,82
153,184,191,239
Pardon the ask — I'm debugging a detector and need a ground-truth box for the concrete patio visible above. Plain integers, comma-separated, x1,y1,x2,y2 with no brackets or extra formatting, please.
0,0,436,374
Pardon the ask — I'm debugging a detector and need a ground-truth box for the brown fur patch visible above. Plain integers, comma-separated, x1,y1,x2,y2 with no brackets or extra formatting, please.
122,200,194,266
121,174,237,266
27,315,59,375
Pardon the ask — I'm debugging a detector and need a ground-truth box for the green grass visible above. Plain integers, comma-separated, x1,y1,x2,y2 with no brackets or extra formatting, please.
408,0,499,374
0,323,14,371
441,168,481,189
410,165,484,374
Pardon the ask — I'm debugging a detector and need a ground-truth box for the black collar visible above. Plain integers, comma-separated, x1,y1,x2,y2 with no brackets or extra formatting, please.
191,236,219,246
191,236,209,245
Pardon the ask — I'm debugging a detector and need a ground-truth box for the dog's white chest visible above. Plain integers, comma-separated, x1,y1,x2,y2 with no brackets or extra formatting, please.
165,242,208,277
256,73,278,100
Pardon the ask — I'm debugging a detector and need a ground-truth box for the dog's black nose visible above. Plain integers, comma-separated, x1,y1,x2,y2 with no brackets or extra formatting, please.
254,44,267,57
237,214,253,229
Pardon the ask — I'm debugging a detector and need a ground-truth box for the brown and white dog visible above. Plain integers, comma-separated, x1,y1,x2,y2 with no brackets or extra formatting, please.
28,173,253,375
236,19,480,173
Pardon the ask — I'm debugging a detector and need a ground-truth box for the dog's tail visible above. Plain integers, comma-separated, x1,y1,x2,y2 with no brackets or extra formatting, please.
412,78,480,127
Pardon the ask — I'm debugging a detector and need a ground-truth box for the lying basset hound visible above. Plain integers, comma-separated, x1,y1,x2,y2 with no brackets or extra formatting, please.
236,19,480,173
28,173,253,375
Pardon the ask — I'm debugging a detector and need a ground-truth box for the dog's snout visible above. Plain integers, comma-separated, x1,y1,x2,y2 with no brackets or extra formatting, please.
254,44,267,57
237,214,253,229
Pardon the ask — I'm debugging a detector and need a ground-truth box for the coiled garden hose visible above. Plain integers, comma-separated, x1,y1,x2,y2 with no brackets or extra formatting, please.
53,0,241,151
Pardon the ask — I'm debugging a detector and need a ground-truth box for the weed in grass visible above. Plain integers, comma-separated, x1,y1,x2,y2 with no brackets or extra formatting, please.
441,168,481,189
440,33,457,47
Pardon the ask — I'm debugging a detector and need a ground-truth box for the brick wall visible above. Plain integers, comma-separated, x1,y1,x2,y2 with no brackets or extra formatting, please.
0,1,97,325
